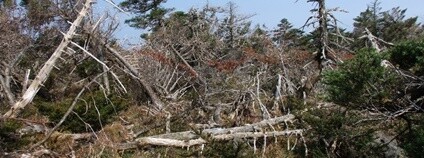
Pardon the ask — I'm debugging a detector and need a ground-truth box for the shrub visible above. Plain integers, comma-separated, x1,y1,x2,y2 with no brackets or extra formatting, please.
300,107,383,157
402,125,424,157
388,40,424,76
37,90,129,133
322,49,399,108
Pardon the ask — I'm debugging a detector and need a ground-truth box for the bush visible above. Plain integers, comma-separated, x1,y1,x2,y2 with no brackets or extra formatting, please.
402,126,424,157
37,90,130,133
388,40,424,76
300,107,383,157
323,49,399,108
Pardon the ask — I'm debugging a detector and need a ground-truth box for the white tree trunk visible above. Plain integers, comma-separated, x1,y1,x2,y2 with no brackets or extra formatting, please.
3,0,94,118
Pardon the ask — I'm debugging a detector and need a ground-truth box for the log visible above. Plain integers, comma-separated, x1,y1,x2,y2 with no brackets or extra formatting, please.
117,130,303,149
117,114,300,149
202,114,295,135
213,130,303,140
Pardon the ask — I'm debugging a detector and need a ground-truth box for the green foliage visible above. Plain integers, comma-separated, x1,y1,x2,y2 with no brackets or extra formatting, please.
352,0,421,49
300,107,383,157
21,0,55,29
76,59,103,78
272,18,304,48
0,120,28,152
388,39,424,76
0,0,14,7
36,91,129,133
120,0,169,31
323,49,399,107
402,124,424,157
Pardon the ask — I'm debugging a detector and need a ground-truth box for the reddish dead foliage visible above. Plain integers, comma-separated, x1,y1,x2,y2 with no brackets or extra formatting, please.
207,58,247,73
338,51,355,61
138,50,199,77
243,47,279,65
207,47,281,73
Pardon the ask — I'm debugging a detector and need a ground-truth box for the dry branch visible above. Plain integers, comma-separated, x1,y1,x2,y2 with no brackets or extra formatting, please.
102,42,164,110
3,0,94,118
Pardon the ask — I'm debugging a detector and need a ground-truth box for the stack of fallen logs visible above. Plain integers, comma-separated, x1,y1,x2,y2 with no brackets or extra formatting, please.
117,114,304,149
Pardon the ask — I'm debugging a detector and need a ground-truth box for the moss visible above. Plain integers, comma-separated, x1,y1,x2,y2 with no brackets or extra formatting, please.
36,90,130,133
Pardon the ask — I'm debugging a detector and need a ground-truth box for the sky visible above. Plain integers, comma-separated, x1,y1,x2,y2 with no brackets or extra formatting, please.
96,0,424,48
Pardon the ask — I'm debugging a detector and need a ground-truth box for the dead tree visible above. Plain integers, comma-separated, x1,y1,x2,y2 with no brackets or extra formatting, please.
304,0,350,71
3,0,94,118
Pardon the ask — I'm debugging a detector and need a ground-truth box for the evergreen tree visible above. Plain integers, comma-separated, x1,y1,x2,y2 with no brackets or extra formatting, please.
352,0,381,38
352,0,421,48
215,2,251,50
120,0,170,31
272,18,303,48
379,7,419,42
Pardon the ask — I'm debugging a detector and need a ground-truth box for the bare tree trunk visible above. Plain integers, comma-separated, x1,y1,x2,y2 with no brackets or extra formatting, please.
317,0,328,63
3,0,94,118
0,67,15,106
97,43,110,94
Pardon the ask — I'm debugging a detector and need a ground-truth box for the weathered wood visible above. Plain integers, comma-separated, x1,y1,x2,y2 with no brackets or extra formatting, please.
214,130,303,140
117,114,299,149
121,130,302,149
202,114,295,135
136,137,207,147
3,0,94,118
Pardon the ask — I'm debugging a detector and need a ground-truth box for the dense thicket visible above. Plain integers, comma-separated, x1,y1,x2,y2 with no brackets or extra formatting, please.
0,0,423,157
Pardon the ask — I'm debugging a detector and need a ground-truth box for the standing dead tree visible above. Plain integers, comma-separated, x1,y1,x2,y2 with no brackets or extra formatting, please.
303,0,350,71
296,0,352,102
2,0,166,117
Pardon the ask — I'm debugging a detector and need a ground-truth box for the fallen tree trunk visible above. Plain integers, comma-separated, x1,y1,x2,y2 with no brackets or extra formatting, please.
3,0,94,118
202,113,295,135
116,114,301,149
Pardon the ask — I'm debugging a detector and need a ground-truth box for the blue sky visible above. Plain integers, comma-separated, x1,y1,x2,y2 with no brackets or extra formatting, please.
99,0,424,47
